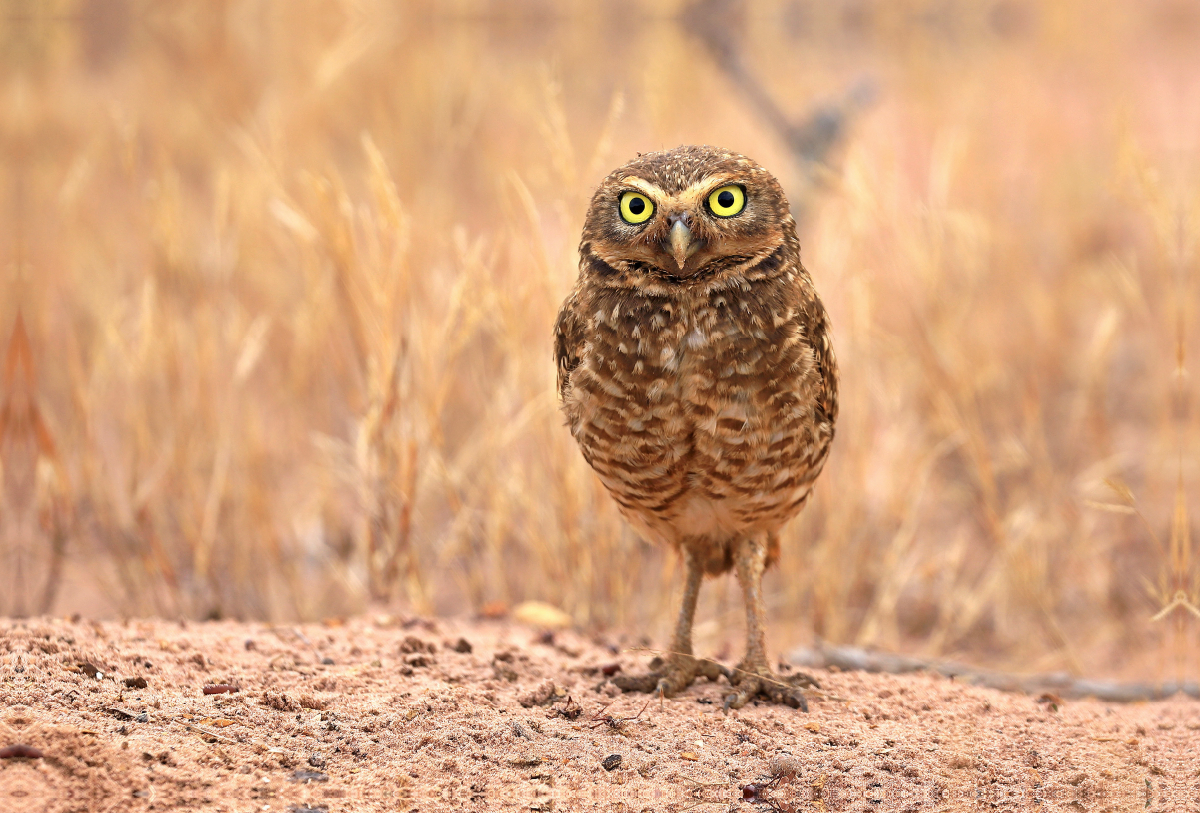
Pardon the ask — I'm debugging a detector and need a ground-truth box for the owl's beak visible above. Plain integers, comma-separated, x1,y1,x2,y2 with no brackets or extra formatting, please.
669,219,695,271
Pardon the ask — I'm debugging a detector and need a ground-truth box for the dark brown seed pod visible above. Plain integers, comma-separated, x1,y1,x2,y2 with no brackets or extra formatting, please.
0,745,45,759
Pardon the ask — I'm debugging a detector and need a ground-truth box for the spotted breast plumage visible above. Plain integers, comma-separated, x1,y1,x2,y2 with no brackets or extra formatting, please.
554,145,838,710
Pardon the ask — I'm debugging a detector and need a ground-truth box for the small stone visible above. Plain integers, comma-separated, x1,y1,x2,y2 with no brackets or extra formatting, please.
290,770,329,783
513,601,573,630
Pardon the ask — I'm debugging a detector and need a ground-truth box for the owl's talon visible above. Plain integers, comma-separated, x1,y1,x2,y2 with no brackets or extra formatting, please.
613,654,725,698
697,657,728,683
723,662,812,712
786,671,820,690
611,672,659,693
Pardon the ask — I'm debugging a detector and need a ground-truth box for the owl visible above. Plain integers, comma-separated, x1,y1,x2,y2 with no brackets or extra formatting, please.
554,145,838,710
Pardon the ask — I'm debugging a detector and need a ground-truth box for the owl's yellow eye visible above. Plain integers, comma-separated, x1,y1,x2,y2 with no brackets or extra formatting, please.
707,185,746,217
619,191,655,224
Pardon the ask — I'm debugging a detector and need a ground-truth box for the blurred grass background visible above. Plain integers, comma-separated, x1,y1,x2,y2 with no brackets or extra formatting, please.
2,0,1197,680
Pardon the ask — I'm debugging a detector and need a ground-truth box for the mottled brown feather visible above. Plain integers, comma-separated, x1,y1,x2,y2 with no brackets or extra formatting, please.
555,145,837,576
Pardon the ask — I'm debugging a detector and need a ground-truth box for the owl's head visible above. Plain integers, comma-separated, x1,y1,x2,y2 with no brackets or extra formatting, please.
580,145,793,283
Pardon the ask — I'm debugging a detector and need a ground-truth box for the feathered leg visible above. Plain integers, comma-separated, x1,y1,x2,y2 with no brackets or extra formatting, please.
614,547,727,697
724,533,819,711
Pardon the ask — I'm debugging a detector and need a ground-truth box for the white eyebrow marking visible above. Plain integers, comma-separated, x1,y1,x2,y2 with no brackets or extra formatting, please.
621,177,667,198
620,174,742,209
680,175,738,199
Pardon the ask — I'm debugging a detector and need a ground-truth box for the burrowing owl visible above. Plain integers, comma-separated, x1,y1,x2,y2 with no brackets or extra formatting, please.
554,145,837,710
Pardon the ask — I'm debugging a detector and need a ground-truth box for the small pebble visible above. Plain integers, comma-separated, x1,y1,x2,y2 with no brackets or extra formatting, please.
290,770,329,783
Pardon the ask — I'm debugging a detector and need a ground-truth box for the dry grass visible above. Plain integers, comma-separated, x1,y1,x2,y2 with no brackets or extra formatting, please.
2,0,1198,680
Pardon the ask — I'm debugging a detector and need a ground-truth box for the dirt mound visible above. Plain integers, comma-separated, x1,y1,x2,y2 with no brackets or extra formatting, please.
1,617,1195,811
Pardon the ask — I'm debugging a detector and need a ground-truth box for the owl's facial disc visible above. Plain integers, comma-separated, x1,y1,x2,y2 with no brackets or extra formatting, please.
585,147,792,285
597,168,782,279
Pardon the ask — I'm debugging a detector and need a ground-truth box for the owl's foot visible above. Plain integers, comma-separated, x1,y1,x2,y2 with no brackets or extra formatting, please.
613,653,729,698
723,661,819,712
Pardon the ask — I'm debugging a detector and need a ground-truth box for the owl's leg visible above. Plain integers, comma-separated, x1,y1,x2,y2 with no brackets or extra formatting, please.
724,533,819,711
614,547,727,697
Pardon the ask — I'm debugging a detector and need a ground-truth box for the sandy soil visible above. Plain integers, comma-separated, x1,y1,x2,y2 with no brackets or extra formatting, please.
1,615,1197,812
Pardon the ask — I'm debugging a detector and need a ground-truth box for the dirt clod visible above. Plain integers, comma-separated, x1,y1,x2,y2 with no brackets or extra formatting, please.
77,661,104,678
400,636,436,655
263,692,299,711
492,655,519,682
519,680,557,708
299,694,326,710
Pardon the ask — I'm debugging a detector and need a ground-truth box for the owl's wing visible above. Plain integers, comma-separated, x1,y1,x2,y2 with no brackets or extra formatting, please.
553,290,586,400
803,293,839,428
